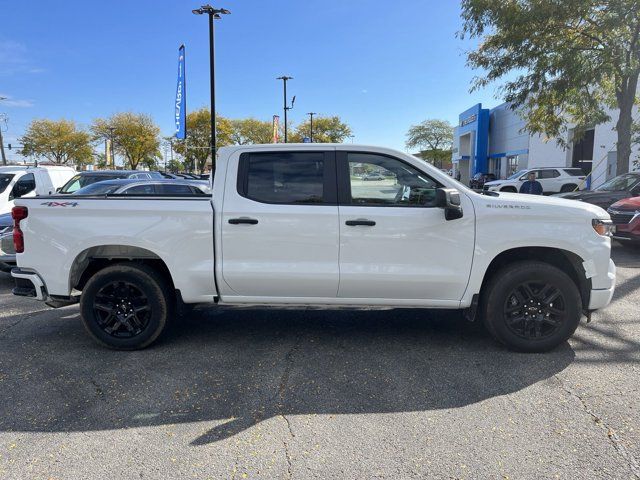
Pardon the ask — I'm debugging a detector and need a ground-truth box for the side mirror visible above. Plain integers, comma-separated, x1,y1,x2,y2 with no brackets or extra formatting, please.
56,187,61,193
436,188,464,221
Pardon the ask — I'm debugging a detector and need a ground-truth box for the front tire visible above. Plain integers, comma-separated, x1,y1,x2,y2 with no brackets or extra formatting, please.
483,261,582,352
500,186,518,193
80,263,173,350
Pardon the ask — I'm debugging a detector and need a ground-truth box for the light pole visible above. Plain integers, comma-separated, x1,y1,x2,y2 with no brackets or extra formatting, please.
193,4,230,175
277,76,294,142
0,97,7,165
307,112,316,142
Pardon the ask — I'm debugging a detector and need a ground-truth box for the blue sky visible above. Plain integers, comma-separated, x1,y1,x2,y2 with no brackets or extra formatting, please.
0,0,502,162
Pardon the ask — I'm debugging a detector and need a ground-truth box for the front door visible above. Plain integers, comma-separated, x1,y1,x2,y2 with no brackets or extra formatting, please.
337,152,475,302
221,150,340,298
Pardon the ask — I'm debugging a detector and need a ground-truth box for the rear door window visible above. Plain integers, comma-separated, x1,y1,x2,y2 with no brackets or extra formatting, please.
538,170,560,179
123,184,156,195
156,184,195,195
238,151,335,204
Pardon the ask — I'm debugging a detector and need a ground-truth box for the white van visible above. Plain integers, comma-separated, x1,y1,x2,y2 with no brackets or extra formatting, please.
39,165,76,191
0,166,76,215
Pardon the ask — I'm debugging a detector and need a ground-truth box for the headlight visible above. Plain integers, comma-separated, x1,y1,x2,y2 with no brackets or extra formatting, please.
592,219,615,237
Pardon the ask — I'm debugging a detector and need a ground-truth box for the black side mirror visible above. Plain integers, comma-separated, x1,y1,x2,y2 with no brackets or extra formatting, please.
436,188,463,221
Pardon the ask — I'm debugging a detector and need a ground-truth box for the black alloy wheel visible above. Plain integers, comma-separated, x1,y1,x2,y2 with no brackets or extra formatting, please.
483,261,582,352
503,281,565,340
80,263,172,350
93,281,152,338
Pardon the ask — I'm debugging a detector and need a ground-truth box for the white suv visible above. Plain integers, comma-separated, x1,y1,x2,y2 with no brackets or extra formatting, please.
483,167,587,194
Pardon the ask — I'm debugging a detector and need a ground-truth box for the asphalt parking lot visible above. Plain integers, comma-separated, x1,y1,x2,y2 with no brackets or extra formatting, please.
0,245,639,480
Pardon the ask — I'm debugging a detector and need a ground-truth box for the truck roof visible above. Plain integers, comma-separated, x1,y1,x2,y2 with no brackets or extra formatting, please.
0,166,43,173
216,143,413,157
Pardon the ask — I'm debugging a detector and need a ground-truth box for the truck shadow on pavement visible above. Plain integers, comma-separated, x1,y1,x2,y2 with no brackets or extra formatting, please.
0,297,575,446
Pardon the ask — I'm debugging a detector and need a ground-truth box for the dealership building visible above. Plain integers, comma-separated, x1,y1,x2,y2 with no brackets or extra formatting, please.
452,102,639,188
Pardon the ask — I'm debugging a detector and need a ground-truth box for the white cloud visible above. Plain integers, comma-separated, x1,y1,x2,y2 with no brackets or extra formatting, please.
0,94,34,108
0,41,43,76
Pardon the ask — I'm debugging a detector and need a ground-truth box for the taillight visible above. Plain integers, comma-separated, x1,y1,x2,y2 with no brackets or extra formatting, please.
11,206,28,253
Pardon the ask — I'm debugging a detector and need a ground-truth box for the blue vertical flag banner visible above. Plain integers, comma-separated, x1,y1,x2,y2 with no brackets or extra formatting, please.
174,45,186,139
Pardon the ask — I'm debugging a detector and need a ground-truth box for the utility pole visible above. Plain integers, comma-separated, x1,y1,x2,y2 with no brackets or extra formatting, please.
193,4,230,176
307,112,316,142
0,97,8,165
277,76,294,142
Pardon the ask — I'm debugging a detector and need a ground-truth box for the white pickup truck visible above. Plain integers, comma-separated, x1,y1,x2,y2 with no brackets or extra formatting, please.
0,165,76,215
10,144,616,352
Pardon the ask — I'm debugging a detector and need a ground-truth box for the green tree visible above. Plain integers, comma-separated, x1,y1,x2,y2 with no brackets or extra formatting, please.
460,0,640,175
173,108,227,173
290,116,352,143
20,119,93,166
405,119,454,168
228,118,273,145
174,110,277,172
94,152,108,169
166,159,184,173
92,113,161,170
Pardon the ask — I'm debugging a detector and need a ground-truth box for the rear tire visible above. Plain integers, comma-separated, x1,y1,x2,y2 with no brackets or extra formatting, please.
482,261,582,352
560,184,578,193
80,263,173,350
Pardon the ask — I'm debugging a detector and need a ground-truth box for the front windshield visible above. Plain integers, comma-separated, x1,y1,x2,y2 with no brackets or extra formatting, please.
74,182,123,195
596,174,640,192
507,170,527,180
0,174,15,194
59,174,125,193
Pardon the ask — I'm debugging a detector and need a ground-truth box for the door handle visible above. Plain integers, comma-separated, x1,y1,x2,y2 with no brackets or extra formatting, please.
345,219,376,227
228,217,259,225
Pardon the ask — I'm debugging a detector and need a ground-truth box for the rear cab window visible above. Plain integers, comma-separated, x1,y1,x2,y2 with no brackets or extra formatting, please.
563,168,586,177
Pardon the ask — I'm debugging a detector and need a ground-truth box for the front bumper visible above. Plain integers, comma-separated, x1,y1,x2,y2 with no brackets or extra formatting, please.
588,259,616,310
11,268,47,301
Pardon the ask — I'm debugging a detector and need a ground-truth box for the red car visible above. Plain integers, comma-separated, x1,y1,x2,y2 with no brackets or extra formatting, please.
608,196,640,247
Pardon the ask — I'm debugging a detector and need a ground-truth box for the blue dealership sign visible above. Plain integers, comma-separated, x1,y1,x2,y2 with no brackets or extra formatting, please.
174,45,186,139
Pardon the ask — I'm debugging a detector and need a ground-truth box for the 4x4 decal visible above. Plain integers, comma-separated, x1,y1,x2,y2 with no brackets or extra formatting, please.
41,201,79,207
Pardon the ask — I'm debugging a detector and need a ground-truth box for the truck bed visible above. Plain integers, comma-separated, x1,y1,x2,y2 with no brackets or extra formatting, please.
16,195,216,303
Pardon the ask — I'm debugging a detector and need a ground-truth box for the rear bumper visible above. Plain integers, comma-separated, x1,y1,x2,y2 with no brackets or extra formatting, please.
0,259,15,273
588,259,616,310
11,268,47,301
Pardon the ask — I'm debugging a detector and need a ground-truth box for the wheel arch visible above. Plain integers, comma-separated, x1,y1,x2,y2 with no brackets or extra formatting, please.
69,245,176,295
479,247,591,310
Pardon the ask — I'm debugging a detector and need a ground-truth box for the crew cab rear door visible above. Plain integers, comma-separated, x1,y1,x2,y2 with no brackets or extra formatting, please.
220,149,340,298
336,151,475,303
